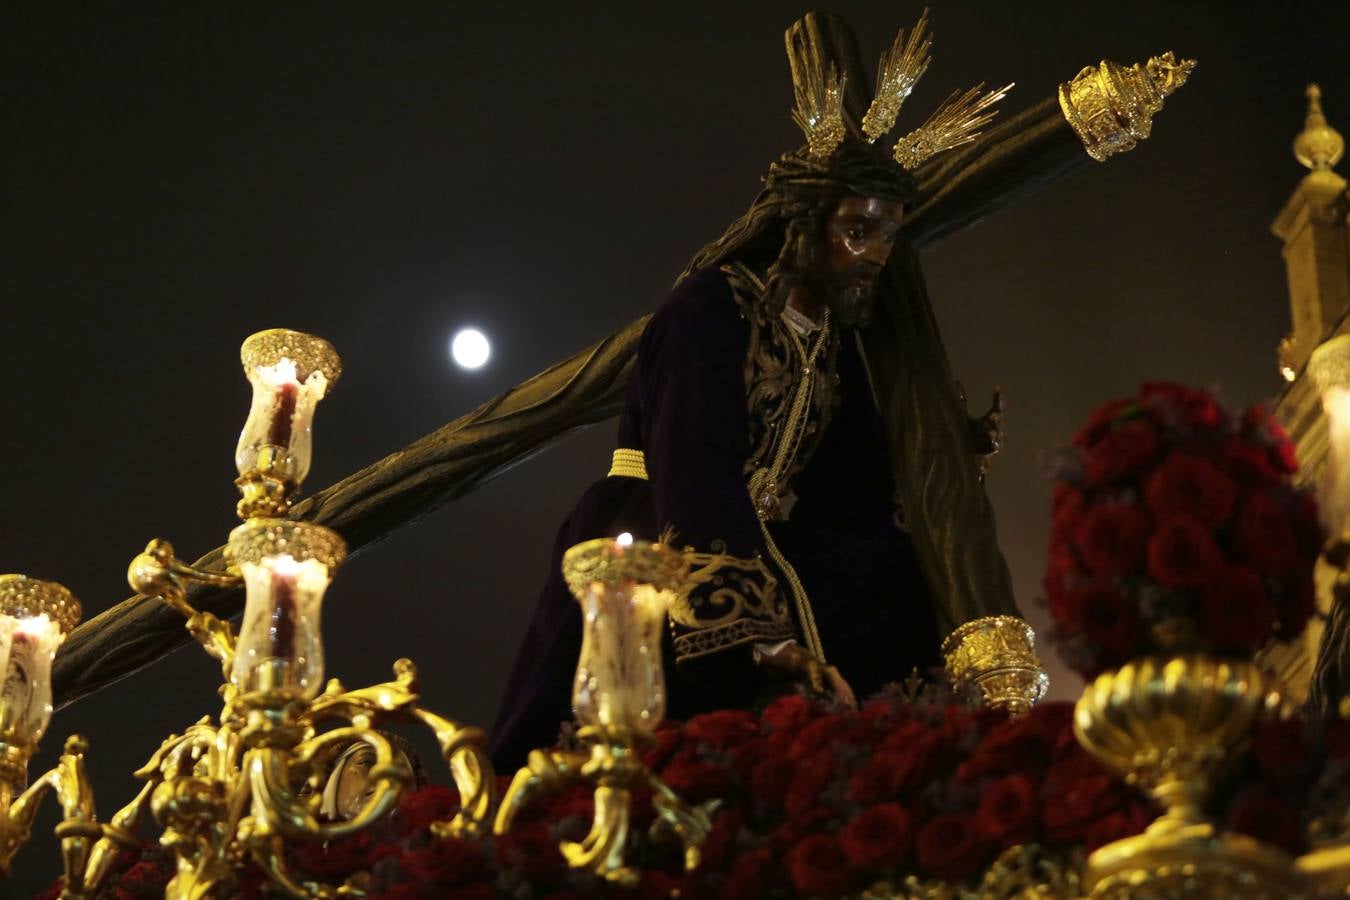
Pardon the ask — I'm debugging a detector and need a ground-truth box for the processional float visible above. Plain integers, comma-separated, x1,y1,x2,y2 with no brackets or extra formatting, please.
7,8,1348,899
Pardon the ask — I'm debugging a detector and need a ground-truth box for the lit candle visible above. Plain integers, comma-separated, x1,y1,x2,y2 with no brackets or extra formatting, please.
1310,336,1350,534
0,577,80,757
227,521,345,704
562,537,685,735
234,330,340,500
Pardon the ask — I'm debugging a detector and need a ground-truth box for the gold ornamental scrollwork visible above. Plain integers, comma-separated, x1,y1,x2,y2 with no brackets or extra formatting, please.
1058,52,1196,162
561,537,687,599
240,328,342,387
942,615,1049,715
0,575,81,635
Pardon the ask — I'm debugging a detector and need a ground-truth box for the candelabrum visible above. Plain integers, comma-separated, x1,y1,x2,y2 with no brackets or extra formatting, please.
0,576,107,894
1,329,497,899
494,535,716,887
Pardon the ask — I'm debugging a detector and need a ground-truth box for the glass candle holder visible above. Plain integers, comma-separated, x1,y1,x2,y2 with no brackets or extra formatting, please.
1310,335,1350,534
235,329,341,518
0,576,81,780
226,520,346,703
562,535,687,736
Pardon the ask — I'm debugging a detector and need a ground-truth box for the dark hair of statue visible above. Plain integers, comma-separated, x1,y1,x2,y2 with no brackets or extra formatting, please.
679,141,917,314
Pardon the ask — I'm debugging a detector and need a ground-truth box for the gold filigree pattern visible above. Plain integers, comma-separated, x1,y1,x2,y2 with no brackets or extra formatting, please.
861,843,1085,898
239,328,342,387
561,537,686,599
669,545,792,663
1057,52,1196,162
942,615,1048,715
722,264,839,491
791,64,849,160
894,82,1014,171
225,519,347,570
0,575,81,634
861,9,932,142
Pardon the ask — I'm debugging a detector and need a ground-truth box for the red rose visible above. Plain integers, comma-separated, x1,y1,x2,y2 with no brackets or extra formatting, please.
1072,397,1135,448
876,724,948,792
1077,503,1152,577
398,785,460,833
847,751,905,805
1147,516,1224,588
841,803,914,870
1141,381,1224,432
915,814,989,882
1225,787,1306,855
786,834,858,896
1243,406,1300,474
785,749,838,817
683,709,759,750
1051,489,1089,545
749,755,796,810
1043,551,1085,618
400,836,486,887
641,722,684,771
1077,585,1141,659
957,709,1064,783
1144,452,1238,528
722,848,773,900
974,774,1038,846
770,806,835,852
1235,492,1300,575
1200,565,1276,653
694,809,743,873
1083,418,1160,487
659,748,733,801
762,694,817,732
1218,437,1279,485
1041,772,1121,845
1082,802,1150,851
788,712,874,759
495,820,565,881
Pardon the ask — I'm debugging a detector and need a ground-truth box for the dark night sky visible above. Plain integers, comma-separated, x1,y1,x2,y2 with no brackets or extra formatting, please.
3,1,1349,891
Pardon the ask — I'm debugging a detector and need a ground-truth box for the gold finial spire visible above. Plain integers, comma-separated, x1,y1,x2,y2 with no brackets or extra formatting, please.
1294,84,1344,172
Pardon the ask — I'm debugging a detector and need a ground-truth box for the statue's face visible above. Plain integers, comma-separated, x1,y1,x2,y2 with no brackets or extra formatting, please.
821,194,904,326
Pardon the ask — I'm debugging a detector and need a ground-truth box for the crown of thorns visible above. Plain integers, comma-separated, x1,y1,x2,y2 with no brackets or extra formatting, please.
791,9,1012,170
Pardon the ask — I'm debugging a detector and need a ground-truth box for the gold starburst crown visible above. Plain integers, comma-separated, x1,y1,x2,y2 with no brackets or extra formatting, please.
791,9,1012,170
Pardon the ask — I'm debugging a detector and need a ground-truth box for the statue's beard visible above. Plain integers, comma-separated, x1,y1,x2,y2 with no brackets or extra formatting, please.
806,263,882,329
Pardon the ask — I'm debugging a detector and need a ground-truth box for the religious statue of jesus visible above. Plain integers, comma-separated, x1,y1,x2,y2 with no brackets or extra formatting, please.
488,11,1036,769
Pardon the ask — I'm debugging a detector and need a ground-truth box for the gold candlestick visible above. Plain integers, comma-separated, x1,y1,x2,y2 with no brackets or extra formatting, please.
495,535,714,885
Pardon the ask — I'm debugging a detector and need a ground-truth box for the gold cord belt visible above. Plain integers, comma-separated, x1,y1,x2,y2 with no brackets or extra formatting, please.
608,448,649,480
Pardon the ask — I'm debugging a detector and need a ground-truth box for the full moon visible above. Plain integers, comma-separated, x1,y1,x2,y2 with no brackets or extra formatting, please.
450,328,490,369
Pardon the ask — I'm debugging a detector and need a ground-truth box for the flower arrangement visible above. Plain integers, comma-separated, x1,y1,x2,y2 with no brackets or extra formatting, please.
1215,714,1350,857
53,692,1153,899
1044,381,1322,677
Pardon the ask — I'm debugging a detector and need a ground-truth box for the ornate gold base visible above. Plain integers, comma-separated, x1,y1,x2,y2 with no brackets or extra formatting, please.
1298,843,1350,897
0,741,33,791
1086,824,1302,898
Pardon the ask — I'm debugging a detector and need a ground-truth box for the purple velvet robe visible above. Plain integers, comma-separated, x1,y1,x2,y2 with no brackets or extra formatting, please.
490,267,938,769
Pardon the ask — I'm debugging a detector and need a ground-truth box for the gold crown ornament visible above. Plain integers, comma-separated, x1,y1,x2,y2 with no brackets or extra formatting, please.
790,9,1013,169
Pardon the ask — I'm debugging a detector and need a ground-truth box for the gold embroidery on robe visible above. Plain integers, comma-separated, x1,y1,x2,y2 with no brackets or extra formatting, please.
668,541,794,663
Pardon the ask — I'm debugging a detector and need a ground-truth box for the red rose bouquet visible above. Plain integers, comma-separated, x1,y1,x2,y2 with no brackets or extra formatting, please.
58,694,1153,899
1045,382,1321,677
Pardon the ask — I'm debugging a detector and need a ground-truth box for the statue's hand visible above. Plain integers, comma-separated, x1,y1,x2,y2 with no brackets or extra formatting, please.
970,387,1005,468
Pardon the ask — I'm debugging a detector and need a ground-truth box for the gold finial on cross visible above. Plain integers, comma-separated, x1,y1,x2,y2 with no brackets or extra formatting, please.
1295,83,1344,172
